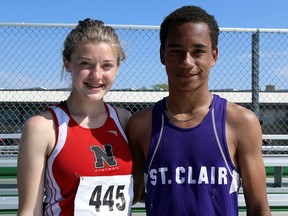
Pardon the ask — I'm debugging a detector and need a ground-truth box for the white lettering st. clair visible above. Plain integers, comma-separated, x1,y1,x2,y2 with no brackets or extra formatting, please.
159,167,168,184
198,167,208,184
149,166,228,185
150,169,157,186
218,167,228,185
175,167,185,184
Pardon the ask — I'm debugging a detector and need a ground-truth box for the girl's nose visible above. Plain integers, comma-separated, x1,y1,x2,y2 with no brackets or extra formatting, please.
89,65,102,79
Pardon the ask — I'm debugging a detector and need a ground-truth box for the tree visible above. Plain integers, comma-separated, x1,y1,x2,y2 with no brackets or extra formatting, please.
152,83,168,91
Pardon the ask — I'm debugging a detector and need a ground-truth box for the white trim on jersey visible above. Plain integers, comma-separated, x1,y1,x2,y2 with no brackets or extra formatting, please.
147,114,165,173
107,104,128,144
211,108,240,193
211,108,233,177
45,106,70,216
145,113,165,193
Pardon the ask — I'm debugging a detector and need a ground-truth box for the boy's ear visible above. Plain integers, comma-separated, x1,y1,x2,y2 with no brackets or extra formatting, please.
63,57,72,72
160,47,165,65
211,47,218,67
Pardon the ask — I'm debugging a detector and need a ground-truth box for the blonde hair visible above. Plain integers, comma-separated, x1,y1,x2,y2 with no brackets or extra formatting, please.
62,18,125,63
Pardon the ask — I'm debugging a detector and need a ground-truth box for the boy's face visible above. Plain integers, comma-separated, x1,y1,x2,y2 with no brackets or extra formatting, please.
160,22,218,92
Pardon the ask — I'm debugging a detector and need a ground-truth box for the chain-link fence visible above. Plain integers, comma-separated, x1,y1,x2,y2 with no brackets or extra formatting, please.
0,23,287,155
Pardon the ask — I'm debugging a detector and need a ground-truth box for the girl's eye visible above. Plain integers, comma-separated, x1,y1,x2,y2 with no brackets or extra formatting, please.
79,61,93,69
80,61,91,66
102,64,114,70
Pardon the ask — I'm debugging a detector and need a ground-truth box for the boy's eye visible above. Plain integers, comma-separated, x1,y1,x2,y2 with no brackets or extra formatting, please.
170,49,206,55
194,50,205,54
170,49,182,54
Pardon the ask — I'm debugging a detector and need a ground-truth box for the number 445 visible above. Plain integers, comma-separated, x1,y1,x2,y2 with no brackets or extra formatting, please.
89,185,126,212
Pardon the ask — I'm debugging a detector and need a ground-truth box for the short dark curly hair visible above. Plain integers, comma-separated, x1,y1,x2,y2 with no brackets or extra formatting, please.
160,5,219,50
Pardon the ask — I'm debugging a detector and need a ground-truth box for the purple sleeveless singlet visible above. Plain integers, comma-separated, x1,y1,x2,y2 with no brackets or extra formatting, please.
144,94,240,216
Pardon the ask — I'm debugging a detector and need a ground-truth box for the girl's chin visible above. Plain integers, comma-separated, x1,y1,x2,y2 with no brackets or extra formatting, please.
84,91,105,100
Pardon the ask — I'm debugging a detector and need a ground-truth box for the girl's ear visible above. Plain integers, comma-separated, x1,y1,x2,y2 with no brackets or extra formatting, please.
63,57,72,72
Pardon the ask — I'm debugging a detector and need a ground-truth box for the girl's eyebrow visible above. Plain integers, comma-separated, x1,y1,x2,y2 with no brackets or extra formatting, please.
77,56,91,60
77,57,115,62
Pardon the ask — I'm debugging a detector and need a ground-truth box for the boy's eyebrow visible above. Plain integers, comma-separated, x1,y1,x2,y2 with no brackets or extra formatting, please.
167,43,208,49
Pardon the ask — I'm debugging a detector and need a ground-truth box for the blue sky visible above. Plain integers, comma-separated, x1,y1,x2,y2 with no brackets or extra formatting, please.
1,0,288,28
1,0,288,91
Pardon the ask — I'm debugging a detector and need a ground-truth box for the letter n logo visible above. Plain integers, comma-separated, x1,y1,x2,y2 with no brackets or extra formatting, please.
90,144,117,168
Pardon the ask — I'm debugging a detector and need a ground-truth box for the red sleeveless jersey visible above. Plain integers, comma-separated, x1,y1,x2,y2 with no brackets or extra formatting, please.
43,103,133,215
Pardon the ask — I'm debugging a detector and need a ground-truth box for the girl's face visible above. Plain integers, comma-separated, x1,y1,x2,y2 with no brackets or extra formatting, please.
64,42,119,101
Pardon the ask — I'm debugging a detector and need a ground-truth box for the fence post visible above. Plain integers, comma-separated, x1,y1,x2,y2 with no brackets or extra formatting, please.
252,30,260,117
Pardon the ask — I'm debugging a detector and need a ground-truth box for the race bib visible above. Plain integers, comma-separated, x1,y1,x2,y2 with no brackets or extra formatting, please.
74,175,133,216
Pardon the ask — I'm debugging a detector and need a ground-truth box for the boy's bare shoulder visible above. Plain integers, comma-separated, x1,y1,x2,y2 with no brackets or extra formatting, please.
127,107,153,133
226,101,259,126
130,107,153,123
